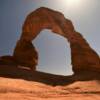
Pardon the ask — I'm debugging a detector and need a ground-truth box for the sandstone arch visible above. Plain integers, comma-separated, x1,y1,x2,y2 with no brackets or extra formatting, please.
13,7,100,73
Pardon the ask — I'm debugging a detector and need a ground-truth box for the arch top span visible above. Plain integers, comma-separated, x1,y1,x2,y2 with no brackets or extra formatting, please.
20,7,75,41
13,7,100,74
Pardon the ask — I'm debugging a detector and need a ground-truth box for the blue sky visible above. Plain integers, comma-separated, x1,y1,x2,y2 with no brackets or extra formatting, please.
0,0,100,75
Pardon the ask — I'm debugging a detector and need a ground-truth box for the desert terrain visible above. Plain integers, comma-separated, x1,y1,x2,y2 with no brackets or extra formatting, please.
0,64,100,100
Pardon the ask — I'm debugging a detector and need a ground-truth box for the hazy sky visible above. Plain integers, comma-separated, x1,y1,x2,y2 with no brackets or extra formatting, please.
0,0,100,75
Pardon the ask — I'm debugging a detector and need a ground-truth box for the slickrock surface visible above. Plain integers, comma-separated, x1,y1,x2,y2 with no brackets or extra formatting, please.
0,74,100,100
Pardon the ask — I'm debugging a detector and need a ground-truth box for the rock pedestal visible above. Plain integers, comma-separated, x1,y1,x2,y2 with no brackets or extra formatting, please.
13,39,38,70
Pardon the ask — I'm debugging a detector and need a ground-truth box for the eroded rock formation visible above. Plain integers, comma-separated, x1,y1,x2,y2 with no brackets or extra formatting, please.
13,7,100,73
13,40,38,70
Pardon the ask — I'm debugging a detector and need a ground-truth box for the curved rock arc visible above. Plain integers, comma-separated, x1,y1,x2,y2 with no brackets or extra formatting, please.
13,7,100,73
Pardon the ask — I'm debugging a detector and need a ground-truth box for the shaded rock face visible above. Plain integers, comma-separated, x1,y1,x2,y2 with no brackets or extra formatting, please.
13,7,100,73
13,40,38,70
0,56,17,65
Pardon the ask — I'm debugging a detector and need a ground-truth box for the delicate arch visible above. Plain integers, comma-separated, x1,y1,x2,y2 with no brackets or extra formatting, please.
13,7,100,73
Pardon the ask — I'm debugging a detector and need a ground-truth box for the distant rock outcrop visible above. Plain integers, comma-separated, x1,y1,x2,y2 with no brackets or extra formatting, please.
1,7,100,73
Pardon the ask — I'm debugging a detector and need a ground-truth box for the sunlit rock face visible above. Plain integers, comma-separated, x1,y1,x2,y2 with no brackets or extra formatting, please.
70,32,100,72
13,7,100,73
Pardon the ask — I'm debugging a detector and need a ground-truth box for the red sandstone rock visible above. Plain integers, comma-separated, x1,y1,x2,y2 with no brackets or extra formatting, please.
0,55,17,65
13,39,38,70
13,7,100,72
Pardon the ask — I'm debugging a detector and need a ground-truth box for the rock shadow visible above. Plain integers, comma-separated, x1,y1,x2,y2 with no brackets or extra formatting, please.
0,64,100,86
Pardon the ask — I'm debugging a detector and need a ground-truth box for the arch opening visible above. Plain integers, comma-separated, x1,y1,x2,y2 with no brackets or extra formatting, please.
33,29,74,75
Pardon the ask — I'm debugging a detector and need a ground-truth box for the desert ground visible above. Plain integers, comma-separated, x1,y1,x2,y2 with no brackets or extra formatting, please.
0,65,100,100
0,77,100,100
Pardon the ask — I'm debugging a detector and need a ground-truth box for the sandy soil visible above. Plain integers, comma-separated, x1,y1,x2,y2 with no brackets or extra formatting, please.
0,77,100,100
